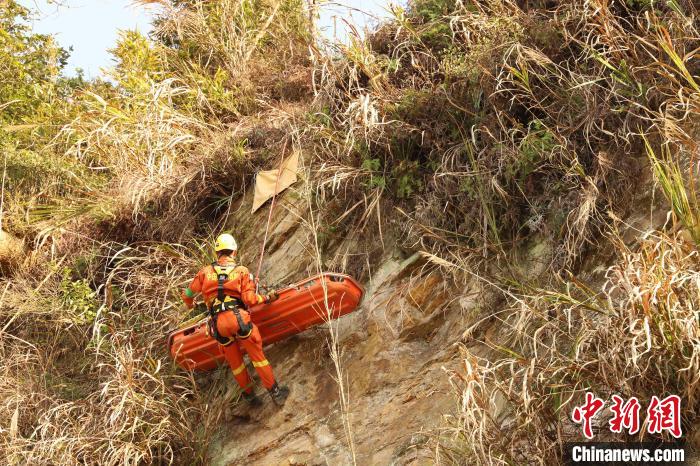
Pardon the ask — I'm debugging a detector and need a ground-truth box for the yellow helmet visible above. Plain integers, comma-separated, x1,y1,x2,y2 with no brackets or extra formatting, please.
214,233,238,252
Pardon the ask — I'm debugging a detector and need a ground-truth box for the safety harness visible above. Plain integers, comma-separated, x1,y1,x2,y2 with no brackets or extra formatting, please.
207,262,254,346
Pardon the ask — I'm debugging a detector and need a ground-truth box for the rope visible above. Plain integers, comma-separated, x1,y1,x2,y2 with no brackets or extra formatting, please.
255,141,288,289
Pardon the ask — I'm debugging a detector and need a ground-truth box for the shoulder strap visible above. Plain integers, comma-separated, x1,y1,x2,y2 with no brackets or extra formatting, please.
210,262,245,307
211,262,228,304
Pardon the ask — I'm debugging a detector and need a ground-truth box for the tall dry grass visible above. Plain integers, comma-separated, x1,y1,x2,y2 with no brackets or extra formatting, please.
0,252,205,464
309,0,698,272
439,230,700,464
0,0,315,464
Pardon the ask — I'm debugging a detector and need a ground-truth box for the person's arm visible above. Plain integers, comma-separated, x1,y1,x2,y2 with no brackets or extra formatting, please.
181,270,203,310
238,266,273,307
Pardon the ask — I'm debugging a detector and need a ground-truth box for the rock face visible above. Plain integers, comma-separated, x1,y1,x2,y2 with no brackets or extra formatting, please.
206,190,479,465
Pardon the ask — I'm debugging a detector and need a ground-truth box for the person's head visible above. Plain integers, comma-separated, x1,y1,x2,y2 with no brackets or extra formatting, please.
214,233,238,258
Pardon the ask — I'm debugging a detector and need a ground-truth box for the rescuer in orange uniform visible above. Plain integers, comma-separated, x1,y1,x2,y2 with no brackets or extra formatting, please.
182,233,290,406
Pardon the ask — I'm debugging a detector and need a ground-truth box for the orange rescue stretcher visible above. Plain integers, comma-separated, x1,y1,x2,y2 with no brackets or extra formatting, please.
168,273,363,371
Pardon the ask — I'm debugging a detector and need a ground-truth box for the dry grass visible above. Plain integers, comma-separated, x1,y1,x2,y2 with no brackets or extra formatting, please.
0,238,211,464
438,230,700,464
0,1,314,464
287,143,359,463
309,0,699,273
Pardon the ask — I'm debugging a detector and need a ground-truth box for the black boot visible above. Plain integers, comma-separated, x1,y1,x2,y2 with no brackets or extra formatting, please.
268,382,290,406
241,390,262,407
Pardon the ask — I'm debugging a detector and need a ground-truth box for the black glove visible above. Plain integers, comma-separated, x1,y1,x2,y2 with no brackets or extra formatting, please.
265,290,279,303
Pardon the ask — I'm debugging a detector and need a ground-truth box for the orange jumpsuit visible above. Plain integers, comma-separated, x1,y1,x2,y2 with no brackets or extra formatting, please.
182,255,276,392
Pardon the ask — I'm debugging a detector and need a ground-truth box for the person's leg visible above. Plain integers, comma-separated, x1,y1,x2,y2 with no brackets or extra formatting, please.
238,325,276,389
221,341,254,394
217,309,288,404
239,325,289,405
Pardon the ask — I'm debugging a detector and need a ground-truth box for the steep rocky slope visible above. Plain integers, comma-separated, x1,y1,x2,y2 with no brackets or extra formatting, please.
193,186,481,464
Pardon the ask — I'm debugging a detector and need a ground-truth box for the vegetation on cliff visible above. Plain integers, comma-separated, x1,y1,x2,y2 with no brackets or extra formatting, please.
0,0,698,464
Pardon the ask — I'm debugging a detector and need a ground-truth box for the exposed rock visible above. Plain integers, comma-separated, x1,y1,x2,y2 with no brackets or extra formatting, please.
206,190,479,465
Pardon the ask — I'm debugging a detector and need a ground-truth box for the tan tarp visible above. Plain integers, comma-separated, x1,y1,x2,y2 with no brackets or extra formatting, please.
251,151,300,213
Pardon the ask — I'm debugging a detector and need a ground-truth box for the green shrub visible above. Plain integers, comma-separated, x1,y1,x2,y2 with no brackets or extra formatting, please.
392,160,423,198
514,120,555,180
361,157,386,190
408,0,460,51
4,146,101,197
60,267,99,325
